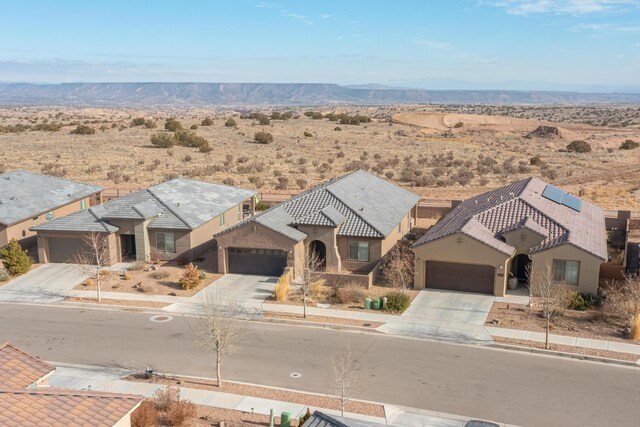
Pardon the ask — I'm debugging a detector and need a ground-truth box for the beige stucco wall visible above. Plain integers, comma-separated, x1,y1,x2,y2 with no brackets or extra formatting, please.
529,245,604,295
1,195,98,248
297,225,342,272
147,229,191,261
412,232,512,296
502,228,546,256
35,230,119,265
215,222,299,274
337,236,382,273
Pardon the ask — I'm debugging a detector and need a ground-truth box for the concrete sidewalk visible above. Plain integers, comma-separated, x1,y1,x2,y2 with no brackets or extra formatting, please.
487,326,640,357
48,364,509,426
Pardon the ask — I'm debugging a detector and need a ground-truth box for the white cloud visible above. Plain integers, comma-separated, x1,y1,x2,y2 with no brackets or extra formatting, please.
480,0,638,15
282,10,313,25
320,14,332,19
573,22,640,31
413,39,452,49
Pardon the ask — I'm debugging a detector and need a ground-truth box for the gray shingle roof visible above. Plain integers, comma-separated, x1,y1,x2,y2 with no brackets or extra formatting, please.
217,170,419,242
413,177,607,259
33,178,255,233
32,209,118,233
302,412,387,427
0,170,102,226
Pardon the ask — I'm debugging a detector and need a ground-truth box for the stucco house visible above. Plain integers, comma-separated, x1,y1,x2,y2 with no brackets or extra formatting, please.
412,177,607,296
32,178,256,265
214,170,420,278
0,170,102,249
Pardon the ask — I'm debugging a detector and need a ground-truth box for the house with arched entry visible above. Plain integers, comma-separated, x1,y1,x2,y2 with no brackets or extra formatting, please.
214,170,420,279
412,177,607,296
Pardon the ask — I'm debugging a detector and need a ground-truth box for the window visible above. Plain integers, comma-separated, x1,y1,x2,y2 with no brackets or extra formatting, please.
553,260,580,286
220,214,225,227
156,232,175,253
348,241,369,262
237,205,242,221
80,199,87,210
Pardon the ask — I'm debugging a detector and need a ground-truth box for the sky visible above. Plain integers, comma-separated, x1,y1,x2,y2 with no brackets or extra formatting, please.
0,0,639,91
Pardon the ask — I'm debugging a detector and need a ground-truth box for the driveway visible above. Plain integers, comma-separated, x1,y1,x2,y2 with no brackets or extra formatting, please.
0,263,89,303
164,274,277,315
377,289,494,343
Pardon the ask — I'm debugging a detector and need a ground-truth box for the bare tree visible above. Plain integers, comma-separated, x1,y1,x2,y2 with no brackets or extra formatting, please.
531,262,571,349
71,232,115,302
605,274,640,339
194,297,248,387
295,246,325,319
380,245,414,293
331,347,359,416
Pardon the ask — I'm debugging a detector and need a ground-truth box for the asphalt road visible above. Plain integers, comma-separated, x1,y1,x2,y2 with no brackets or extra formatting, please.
1,303,639,427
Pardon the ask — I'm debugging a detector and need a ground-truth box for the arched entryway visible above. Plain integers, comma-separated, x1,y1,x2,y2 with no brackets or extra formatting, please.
511,254,531,285
309,240,327,270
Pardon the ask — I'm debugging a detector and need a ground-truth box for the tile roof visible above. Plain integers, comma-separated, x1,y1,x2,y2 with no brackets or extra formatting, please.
0,170,102,226
217,170,419,242
303,411,387,427
0,342,54,388
0,388,141,427
33,178,255,233
31,208,118,233
413,177,607,259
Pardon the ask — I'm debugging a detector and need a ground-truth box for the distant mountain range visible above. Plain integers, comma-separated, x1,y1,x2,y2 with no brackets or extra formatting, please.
0,82,639,106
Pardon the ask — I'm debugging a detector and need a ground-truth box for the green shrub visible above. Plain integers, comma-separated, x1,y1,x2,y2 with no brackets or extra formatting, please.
70,125,95,135
454,121,463,128
566,140,592,153
529,156,542,166
131,117,146,126
620,139,639,150
0,239,32,275
334,126,342,131
164,118,183,131
150,133,176,148
144,119,157,129
0,268,9,282
303,131,313,137
384,291,410,313
174,130,208,148
224,117,237,128
253,131,273,144
190,124,198,130
201,117,214,126
304,111,324,120
567,291,601,311
255,202,269,211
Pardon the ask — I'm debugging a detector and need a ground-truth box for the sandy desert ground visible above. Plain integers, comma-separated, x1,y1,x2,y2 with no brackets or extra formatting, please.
0,104,639,209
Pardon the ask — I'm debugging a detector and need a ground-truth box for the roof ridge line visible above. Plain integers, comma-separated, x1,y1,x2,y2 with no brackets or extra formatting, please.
146,188,192,230
0,342,54,373
87,207,114,234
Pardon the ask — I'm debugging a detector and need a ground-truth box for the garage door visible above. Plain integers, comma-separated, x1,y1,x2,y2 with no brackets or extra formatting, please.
48,237,89,263
425,261,495,294
228,248,287,276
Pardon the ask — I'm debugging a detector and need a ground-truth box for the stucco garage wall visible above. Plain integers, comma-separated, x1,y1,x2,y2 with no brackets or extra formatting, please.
36,230,119,265
215,222,298,274
530,245,604,295
412,232,511,296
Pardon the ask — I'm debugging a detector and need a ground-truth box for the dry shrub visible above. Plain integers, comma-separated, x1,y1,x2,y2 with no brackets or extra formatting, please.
153,386,180,411
336,283,366,304
178,263,201,290
83,279,94,287
140,284,156,293
309,278,329,302
129,261,146,271
122,271,133,280
150,270,171,280
275,271,291,301
632,316,640,340
165,399,196,426
131,400,158,427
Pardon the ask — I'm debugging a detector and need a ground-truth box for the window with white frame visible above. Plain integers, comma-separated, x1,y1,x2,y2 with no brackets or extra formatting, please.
553,260,580,286
348,241,369,262
220,214,225,227
156,232,175,253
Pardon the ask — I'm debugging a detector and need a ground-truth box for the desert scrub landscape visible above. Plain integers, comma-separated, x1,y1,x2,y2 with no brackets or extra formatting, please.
1,104,639,209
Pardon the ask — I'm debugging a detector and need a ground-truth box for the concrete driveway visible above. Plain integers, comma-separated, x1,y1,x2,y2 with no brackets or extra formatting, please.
0,263,89,303
164,274,277,315
377,289,494,343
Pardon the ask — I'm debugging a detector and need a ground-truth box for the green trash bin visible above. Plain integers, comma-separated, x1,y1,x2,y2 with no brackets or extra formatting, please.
364,298,372,310
381,297,388,309
371,298,380,310
281,412,291,427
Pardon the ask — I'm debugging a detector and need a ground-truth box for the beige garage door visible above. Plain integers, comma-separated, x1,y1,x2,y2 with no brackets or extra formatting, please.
425,261,495,294
48,237,88,263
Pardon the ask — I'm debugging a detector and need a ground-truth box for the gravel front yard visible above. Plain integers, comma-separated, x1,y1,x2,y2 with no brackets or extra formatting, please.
127,374,385,418
493,337,640,362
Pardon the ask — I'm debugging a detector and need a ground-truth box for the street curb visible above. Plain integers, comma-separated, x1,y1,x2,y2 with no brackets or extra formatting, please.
489,342,640,368
256,315,385,334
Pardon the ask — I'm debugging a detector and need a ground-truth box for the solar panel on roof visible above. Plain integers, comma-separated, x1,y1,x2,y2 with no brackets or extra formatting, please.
542,185,565,204
562,193,583,212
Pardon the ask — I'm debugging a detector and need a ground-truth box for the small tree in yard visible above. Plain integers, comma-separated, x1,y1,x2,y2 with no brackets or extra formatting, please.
178,263,201,290
0,238,32,275
380,245,414,293
605,275,640,339
195,297,248,387
331,347,359,416
531,262,571,349
71,232,116,302
295,247,325,318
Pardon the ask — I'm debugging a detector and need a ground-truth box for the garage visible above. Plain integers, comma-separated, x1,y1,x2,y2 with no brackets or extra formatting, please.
47,237,89,263
228,247,287,276
425,261,495,294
